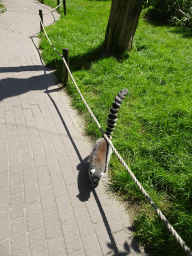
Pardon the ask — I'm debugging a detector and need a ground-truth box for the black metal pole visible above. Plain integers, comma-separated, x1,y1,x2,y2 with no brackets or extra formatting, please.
63,48,69,86
63,0,66,15
39,9,43,33
57,0,60,11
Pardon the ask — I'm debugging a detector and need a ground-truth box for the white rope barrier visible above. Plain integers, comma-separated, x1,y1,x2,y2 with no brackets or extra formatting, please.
38,14,192,256
43,2,63,15
40,18,63,57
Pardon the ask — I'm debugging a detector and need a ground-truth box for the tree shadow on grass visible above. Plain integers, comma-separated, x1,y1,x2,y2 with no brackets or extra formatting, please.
169,26,192,38
88,0,111,2
143,8,171,27
45,41,112,72
143,8,192,38
69,41,112,71
43,41,129,76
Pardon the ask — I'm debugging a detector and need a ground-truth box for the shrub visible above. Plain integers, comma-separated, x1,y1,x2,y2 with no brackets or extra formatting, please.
148,0,192,27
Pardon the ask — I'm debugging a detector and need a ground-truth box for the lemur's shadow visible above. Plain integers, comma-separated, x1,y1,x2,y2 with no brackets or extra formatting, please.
76,156,139,256
76,155,93,202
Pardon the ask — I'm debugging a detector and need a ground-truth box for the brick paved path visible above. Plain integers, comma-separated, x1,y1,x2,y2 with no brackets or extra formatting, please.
0,1,149,255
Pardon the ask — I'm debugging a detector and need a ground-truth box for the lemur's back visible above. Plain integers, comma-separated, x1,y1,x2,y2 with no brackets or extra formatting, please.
88,89,128,188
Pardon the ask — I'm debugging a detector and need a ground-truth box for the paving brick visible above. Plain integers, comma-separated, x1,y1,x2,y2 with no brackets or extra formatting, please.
9,171,23,195
0,187,9,212
61,163,77,185
73,206,95,237
0,137,8,152
94,222,116,256
33,151,47,168
47,236,67,256
0,152,9,173
110,198,133,231
23,109,36,128
21,99,30,110
11,217,28,251
22,162,36,183
0,119,6,139
95,186,112,206
81,234,103,256
20,148,33,165
18,136,31,150
41,141,57,159
42,207,62,239
69,251,86,256
0,108,4,119
71,137,91,159
62,136,80,162
113,230,142,256
68,159,81,179
24,179,39,204
12,97,21,107
85,194,103,224
15,115,25,127
0,167,9,189
29,228,48,256
39,184,56,209
3,100,13,112
50,134,68,162
10,192,25,220
17,126,28,139
55,194,74,222
38,130,51,144
48,161,62,177
14,106,23,116
52,175,67,197
9,156,22,175
5,113,16,132
101,203,124,234
11,248,30,256
7,132,19,144
0,239,10,256
9,145,21,160
67,184,83,208
36,166,51,186
26,201,43,231
27,131,41,147
62,219,83,254
36,120,47,131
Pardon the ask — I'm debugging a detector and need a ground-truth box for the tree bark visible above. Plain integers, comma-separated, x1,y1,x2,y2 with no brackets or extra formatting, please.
105,0,145,56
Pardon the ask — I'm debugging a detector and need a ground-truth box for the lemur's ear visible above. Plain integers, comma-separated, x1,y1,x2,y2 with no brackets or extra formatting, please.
101,172,104,177
91,169,95,174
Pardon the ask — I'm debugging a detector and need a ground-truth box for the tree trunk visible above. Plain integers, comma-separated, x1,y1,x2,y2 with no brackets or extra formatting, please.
105,0,145,56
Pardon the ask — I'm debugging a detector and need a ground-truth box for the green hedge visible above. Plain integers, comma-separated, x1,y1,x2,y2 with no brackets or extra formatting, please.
146,0,192,27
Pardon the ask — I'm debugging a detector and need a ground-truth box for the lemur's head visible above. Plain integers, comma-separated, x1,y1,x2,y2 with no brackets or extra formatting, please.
89,169,104,188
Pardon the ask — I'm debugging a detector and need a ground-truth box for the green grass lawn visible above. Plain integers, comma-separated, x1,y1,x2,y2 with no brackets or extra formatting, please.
38,0,192,255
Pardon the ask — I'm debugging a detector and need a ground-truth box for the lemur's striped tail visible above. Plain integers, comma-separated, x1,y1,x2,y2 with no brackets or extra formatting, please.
105,88,129,137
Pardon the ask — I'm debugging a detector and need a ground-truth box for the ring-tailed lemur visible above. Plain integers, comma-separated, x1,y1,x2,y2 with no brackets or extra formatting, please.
88,88,129,188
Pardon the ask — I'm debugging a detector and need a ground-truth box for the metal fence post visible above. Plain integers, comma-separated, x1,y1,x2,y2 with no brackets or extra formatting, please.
63,48,69,86
39,10,43,33
63,0,66,15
